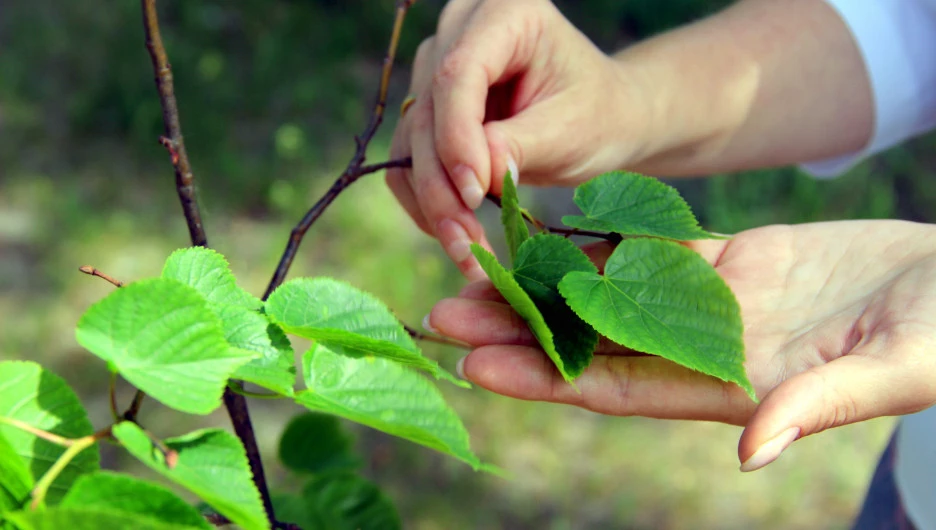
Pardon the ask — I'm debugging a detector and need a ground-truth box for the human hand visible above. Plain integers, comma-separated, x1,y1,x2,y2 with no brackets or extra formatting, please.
386,0,651,279
424,220,936,470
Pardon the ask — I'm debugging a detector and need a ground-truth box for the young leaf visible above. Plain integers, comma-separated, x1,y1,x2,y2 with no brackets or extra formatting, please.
512,235,599,379
162,247,261,310
558,238,755,399
75,278,258,415
4,507,206,530
278,413,361,475
0,362,99,505
500,171,530,264
561,171,721,240
265,278,466,388
112,422,269,530
0,432,33,513
61,472,211,529
217,305,296,397
300,472,401,530
471,244,580,384
295,345,493,472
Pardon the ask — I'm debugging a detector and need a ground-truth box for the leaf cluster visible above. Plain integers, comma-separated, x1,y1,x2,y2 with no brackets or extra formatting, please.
475,171,755,398
1,247,492,529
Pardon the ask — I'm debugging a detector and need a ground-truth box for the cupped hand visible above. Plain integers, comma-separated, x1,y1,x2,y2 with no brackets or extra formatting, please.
386,0,651,279
425,220,936,470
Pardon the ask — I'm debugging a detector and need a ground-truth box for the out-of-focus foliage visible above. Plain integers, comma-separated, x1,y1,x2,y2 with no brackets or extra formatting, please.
0,0,730,209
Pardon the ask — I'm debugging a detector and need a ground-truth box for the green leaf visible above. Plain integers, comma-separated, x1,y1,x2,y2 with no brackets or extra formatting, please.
270,472,401,530
61,472,210,529
500,171,529,264
5,507,204,530
75,279,258,415
266,278,466,388
0,432,33,514
278,413,360,475
302,472,400,530
512,235,598,379
562,171,721,240
471,244,579,384
0,362,99,506
295,345,492,472
558,238,755,399
112,422,269,530
218,305,296,396
162,247,261,310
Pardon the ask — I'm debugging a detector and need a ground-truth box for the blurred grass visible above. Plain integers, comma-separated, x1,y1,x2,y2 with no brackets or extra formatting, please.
1,0,932,528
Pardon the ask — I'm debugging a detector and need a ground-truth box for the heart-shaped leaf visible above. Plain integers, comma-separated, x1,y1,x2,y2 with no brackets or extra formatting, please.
472,239,597,383
75,279,257,415
266,278,465,388
0,362,98,506
562,171,721,240
61,472,211,529
162,247,261,310
511,235,598,379
113,423,269,530
278,413,361,475
217,305,295,396
294,345,493,472
558,238,754,399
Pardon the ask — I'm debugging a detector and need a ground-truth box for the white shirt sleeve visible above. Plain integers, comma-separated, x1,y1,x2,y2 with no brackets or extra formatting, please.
802,0,936,177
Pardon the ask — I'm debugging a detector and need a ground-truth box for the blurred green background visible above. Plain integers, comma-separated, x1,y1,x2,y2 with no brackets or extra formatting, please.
2,0,934,528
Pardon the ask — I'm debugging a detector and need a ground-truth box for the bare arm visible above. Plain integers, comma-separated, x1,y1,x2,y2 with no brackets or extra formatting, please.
619,0,873,175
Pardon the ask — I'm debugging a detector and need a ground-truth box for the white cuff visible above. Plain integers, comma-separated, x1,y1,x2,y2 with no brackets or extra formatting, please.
802,0,936,178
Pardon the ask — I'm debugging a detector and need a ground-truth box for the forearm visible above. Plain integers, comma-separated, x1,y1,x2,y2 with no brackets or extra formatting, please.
614,0,872,176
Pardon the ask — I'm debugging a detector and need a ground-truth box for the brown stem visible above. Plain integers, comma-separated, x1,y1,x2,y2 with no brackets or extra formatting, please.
403,324,472,350
141,0,274,524
78,265,124,287
142,0,207,247
485,194,622,243
122,390,147,422
263,0,417,299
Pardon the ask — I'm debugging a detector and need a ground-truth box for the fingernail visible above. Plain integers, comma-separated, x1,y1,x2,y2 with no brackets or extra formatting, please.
438,219,474,263
456,356,467,380
507,157,519,185
422,313,438,334
454,165,484,210
740,427,800,472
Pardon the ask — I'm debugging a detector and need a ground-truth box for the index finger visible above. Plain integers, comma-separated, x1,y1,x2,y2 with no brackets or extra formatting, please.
431,2,548,206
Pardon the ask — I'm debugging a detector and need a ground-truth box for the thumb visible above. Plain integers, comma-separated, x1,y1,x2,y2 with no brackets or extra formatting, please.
738,352,935,472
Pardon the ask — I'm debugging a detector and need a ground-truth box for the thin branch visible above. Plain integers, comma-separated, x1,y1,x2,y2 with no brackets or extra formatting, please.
78,265,124,287
109,373,119,422
263,0,417,300
122,390,147,422
141,1,274,525
403,324,472,350
485,194,622,243
142,0,207,247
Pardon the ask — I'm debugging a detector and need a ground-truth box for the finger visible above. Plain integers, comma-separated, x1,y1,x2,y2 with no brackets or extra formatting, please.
738,342,936,472
386,116,431,235
461,346,756,424
457,280,505,302
429,297,536,346
409,36,436,95
431,2,549,207
408,98,488,280
386,171,431,236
